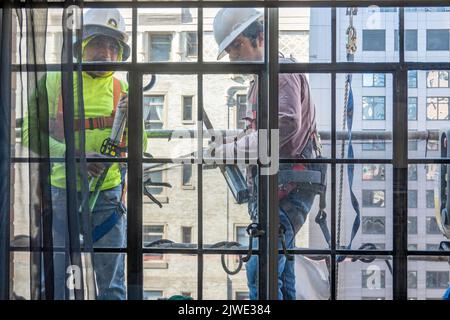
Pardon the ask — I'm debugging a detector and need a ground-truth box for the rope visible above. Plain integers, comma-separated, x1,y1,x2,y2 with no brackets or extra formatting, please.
336,7,358,297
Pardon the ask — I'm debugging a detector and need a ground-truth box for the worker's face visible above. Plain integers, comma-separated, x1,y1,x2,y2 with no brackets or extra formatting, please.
83,35,121,76
225,33,263,62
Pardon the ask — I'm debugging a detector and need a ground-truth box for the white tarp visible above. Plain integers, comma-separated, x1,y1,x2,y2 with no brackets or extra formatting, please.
295,255,330,300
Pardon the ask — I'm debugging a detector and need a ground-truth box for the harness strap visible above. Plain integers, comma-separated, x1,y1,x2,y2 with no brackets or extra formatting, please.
49,77,123,141
92,201,125,243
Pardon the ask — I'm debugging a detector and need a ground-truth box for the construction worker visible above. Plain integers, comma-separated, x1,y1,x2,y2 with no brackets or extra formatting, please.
212,8,319,300
22,8,147,299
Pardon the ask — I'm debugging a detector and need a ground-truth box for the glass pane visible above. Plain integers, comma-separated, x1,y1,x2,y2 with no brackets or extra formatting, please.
408,71,450,159
337,164,393,250
408,256,450,300
337,74,392,159
137,8,198,62
143,74,197,159
337,7,399,63
405,8,450,62
142,163,198,247
337,256,393,300
203,255,250,300
143,254,197,300
280,8,332,63
203,8,264,62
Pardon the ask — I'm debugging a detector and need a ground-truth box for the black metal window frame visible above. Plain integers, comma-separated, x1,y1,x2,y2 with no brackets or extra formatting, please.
4,0,450,301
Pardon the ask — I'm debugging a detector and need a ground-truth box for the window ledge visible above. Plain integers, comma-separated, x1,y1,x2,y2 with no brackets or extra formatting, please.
144,196,169,205
144,261,168,269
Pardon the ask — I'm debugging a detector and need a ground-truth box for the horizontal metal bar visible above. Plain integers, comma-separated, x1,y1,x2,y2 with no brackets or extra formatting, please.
13,157,450,165
11,63,264,74
145,129,439,141
10,0,450,9
11,157,127,163
407,251,450,257
15,127,441,142
10,245,450,257
280,63,397,73
13,62,450,74
408,158,450,164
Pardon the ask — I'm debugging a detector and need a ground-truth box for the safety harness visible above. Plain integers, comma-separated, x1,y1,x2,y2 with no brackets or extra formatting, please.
50,77,128,243
49,77,125,144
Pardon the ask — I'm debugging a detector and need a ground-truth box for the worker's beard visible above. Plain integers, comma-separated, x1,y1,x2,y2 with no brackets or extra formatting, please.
85,56,114,78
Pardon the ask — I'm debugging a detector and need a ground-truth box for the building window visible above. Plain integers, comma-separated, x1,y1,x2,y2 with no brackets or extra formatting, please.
362,190,385,208
236,226,249,246
426,29,450,51
408,216,417,235
426,164,438,181
408,164,417,181
144,95,165,129
426,190,435,208
427,97,449,120
143,225,165,260
236,94,247,129
182,164,193,187
408,70,418,88
145,170,164,195
408,140,418,151
149,34,172,61
362,216,385,235
362,97,385,120
408,244,418,250
363,30,386,51
362,140,386,151
181,226,192,244
362,164,385,181
235,292,250,300
182,96,194,122
362,270,386,289
427,71,449,88
186,32,198,57
408,271,417,289
394,30,418,51
408,97,418,121
363,73,385,87
426,217,441,234
408,190,418,208
144,290,163,300
426,271,450,289
426,243,440,251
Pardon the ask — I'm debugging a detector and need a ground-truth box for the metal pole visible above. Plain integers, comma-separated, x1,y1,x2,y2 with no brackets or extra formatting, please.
393,7,408,300
126,4,144,300
0,3,12,300
267,7,279,300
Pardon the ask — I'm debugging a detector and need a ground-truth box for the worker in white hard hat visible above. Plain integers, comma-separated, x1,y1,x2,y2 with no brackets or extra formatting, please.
213,8,319,300
22,8,147,299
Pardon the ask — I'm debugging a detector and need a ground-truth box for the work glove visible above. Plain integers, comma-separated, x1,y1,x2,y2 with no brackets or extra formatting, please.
83,151,108,177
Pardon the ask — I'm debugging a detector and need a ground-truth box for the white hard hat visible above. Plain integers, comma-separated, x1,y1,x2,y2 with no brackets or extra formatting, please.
213,8,263,60
77,8,130,61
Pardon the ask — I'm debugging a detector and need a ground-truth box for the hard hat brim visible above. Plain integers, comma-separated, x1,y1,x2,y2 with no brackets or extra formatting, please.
216,11,263,60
